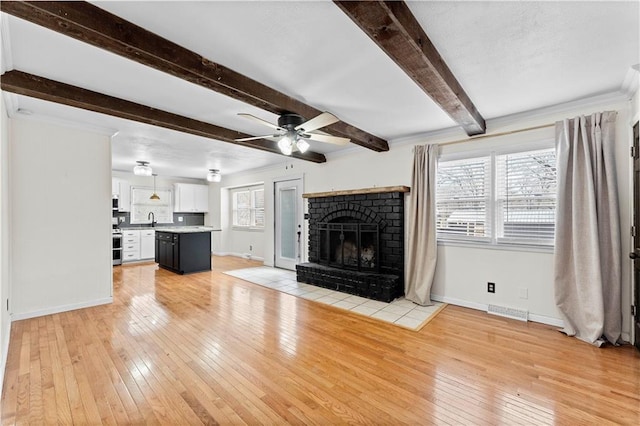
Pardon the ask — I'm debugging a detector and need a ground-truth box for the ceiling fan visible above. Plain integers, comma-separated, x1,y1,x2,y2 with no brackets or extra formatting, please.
235,111,350,155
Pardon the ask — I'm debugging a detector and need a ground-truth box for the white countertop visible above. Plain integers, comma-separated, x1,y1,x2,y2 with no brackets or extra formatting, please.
155,226,215,234
121,226,216,233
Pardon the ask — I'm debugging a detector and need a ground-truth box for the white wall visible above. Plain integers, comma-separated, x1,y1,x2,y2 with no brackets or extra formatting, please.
10,118,113,320
0,93,11,395
215,93,635,338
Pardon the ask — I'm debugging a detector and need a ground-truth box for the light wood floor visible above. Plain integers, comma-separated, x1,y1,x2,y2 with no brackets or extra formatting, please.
2,256,639,425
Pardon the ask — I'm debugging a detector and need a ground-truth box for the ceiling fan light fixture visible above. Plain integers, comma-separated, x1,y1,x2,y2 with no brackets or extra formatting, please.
278,135,294,155
237,111,346,155
206,169,221,182
296,139,310,153
133,160,152,176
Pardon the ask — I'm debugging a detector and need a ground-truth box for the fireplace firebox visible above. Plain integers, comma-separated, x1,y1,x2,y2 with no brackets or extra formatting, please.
296,186,409,302
318,222,379,272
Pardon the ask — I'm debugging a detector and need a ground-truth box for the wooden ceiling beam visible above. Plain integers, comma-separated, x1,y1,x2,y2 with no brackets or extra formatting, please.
334,1,486,136
0,0,388,152
1,70,327,163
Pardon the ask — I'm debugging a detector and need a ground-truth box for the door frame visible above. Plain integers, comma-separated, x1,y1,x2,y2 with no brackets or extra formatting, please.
273,174,305,270
631,121,639,351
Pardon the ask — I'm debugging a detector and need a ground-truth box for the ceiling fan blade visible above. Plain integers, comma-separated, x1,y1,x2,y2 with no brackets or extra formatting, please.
304,132,350,145
234,134,278,142
238,113,282,130
295,111,339,132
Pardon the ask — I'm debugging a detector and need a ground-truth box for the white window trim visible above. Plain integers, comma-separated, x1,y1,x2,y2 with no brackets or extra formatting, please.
436,139,556,252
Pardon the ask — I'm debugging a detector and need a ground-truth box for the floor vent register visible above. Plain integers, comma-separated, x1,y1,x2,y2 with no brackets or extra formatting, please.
487,304,529,322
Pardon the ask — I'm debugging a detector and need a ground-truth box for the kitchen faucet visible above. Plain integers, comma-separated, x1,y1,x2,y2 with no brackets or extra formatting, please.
148,211,156,227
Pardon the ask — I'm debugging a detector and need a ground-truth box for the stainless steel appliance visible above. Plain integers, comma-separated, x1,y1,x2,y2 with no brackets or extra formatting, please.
113,229,123,265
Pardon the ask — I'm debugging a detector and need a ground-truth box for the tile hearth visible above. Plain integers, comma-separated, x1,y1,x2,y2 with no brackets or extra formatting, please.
224,266,445,331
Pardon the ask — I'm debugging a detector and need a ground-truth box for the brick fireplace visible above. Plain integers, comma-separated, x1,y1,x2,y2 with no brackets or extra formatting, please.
296,186,409,302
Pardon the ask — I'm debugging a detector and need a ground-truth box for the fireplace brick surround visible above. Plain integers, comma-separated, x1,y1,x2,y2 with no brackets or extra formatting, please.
296,186,409,302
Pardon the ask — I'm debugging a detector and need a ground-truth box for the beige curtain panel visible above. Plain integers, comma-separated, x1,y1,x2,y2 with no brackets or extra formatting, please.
554,111,621,346
405,144,439,306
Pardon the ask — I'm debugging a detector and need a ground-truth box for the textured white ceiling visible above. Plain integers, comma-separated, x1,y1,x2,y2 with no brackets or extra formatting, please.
1,1,638,179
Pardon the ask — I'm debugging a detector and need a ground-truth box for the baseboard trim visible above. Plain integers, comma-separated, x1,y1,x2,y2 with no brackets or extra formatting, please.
528,312,564,328
11,297,113,321
431,294,486,311
218,252,265,262
430,294,564,328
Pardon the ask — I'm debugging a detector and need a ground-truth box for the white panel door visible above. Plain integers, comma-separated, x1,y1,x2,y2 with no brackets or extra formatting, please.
274,178,303,270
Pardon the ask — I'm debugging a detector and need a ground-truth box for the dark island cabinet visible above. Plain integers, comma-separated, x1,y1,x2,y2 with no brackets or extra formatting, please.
155,231,211,274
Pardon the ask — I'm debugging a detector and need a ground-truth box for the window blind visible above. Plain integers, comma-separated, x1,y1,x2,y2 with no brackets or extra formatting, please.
233,190,251,227
232,187,265,228
436,156,492,240
252,189,265,227
496,148,556,245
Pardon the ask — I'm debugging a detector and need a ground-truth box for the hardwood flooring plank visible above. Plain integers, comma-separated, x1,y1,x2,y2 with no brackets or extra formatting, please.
44,316,73,425
88,317,150,425
2,256,639,425
1,321,24,423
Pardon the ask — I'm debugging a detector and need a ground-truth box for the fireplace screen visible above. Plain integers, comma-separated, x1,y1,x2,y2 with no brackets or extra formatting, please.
318,222,379,272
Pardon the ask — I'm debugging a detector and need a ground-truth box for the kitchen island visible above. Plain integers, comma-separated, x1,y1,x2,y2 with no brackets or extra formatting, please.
155,227,213,274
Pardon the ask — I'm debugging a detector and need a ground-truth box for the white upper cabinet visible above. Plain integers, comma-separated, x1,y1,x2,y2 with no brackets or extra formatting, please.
174,183,209,213
194,185,209,212
112,178,131,212
112,178,120,196
118,180,131,212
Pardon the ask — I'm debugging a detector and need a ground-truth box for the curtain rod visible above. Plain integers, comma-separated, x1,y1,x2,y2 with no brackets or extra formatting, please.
434,123,555,147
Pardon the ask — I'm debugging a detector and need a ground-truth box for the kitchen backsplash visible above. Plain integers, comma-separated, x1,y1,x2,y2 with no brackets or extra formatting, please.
113,212,205,228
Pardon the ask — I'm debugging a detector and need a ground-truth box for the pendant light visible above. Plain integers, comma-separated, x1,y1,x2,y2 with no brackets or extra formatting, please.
206,169,222,182
133,161,152,176
150,174,160,200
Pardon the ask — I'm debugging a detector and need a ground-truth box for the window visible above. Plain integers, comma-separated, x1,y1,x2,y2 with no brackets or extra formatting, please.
436,156,492,241
130,186,173,224
232,187,264,228
436,146,556,247
496,149,556,245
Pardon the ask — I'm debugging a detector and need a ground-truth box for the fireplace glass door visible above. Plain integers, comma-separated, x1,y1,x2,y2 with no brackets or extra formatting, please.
318,222,379,272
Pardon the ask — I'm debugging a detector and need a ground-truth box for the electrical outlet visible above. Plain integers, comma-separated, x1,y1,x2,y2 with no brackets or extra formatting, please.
178,216,184,222
249,245,252,251
487,282,495,293
519,288,528,299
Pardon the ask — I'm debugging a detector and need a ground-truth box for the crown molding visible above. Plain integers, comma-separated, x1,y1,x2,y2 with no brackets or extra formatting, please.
621,64,640,97
389,90,630,148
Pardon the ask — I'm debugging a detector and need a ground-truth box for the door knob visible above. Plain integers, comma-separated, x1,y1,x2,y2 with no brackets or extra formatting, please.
630,252,639,259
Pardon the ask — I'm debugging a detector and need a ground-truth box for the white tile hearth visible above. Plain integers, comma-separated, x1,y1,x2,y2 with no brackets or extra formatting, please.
224,266,446,331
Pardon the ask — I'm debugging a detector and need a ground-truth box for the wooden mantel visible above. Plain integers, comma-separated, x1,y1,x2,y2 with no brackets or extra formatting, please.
302,186,410,199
